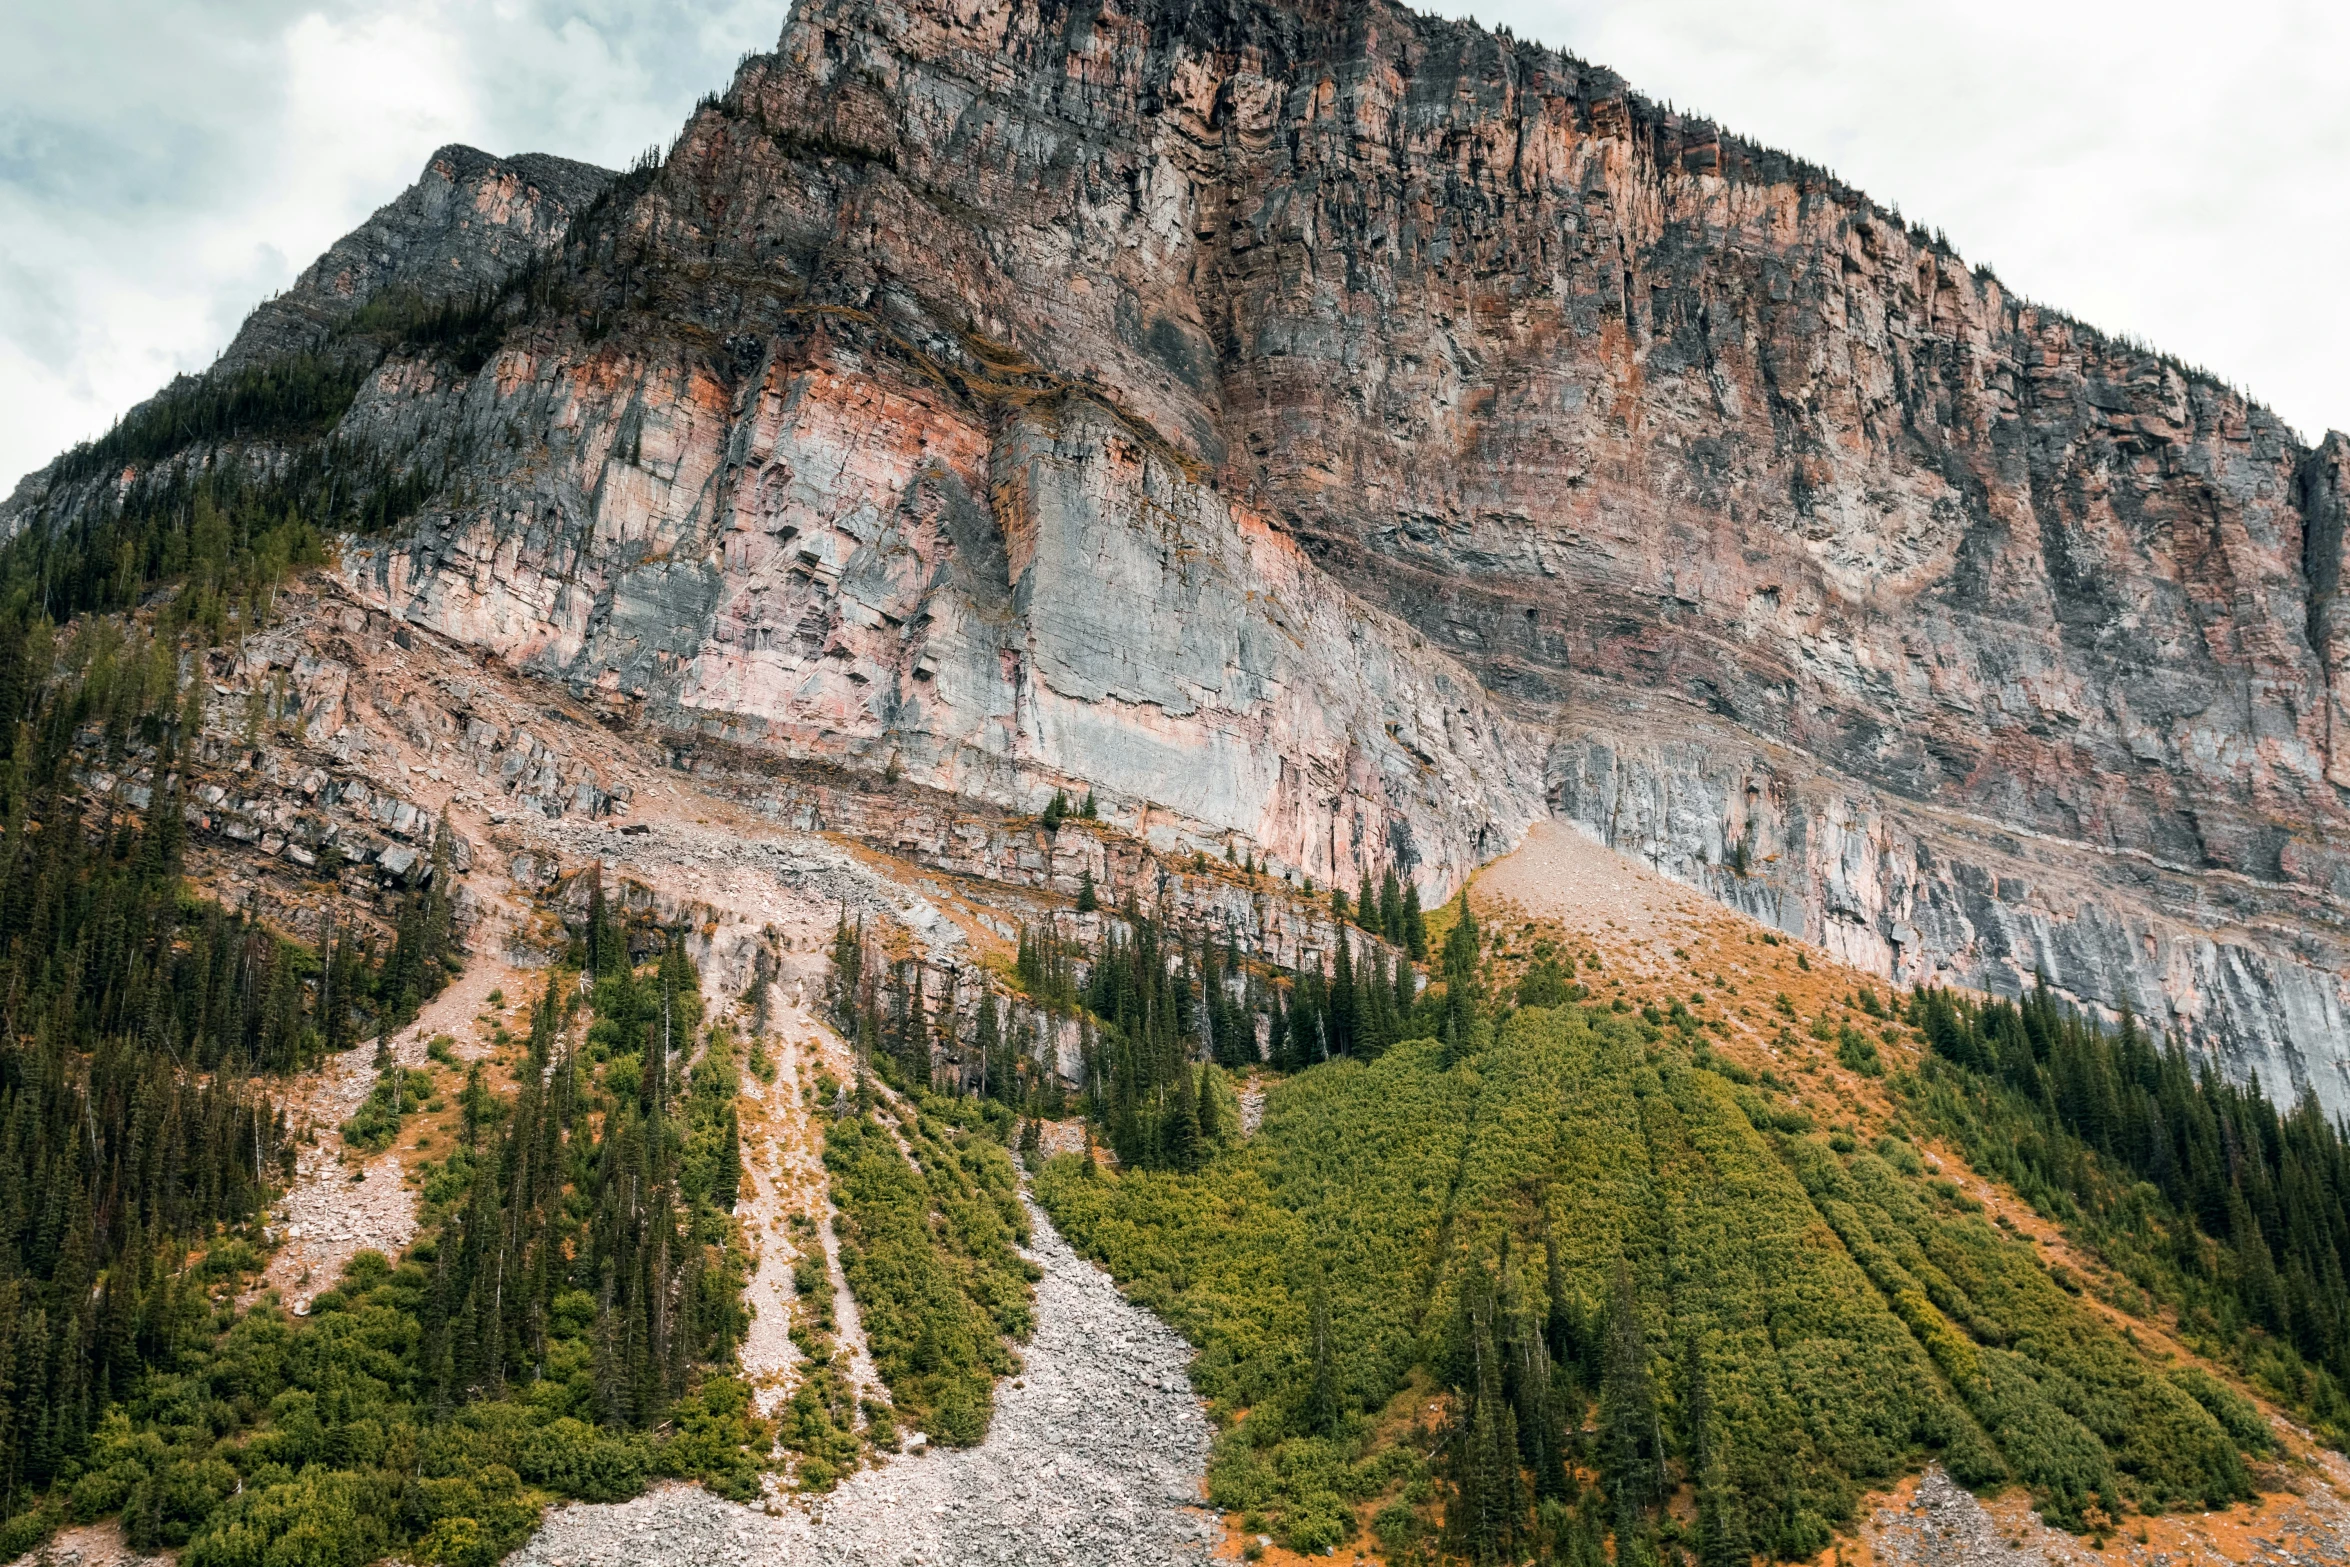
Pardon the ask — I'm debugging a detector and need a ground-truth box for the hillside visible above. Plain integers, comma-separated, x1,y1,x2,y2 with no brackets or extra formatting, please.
4,0,2346,1113
1041,823,2350,1564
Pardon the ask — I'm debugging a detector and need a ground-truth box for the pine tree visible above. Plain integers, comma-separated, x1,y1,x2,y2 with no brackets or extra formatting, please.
828,906,862,1028
1076,866,1099,912
1169,1061,1203,1172
1442,889,1482,1043
587,866,612,978
1357,868,1379,933
1519,1301,1570,1500
716,1107,742,1211
906,967,933,1090
1449,1283,1523,1566
1600,1264,1661,1535
1689,1326,1746,1567
975,991,1001,1099
1403,882,1427,960
1331,930,1356,1057
1307,1284,1340,1438
1195,1064,1222,1146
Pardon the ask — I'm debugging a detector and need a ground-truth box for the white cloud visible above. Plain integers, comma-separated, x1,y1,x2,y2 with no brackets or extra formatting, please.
0,0,776,494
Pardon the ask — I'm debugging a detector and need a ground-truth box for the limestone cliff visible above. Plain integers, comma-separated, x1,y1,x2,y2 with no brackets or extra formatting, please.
218,144,614,372
9,0,2349,1108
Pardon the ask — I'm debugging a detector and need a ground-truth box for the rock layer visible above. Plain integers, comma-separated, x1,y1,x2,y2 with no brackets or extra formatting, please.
9,0,2350,1104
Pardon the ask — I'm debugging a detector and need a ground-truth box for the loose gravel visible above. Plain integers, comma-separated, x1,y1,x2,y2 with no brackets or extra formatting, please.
508,1195,1213,1567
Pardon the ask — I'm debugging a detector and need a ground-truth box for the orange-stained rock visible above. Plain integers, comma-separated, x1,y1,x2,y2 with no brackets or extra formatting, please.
8,0,2348,1108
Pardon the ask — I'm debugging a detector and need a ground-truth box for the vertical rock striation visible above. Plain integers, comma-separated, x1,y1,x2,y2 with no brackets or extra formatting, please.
10,0,2349,1106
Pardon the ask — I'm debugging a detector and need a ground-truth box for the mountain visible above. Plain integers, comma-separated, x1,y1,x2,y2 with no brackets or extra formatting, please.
214,144,616,374
11,0,2347,1111
4,4,2350,1563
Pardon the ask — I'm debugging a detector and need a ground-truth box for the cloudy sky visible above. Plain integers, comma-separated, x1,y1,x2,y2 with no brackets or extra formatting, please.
4,0,2344,493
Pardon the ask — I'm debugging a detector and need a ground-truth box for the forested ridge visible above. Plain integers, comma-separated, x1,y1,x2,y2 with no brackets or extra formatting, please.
0,883,766,1565
0,553,473,1530
1911,987,2350,1442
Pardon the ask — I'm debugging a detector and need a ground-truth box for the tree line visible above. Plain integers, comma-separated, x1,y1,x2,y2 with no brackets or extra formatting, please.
1914,983,2350,1441
0,589,472,1518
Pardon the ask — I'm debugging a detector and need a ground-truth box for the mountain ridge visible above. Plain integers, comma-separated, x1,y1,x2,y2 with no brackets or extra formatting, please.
5,0,2346,1114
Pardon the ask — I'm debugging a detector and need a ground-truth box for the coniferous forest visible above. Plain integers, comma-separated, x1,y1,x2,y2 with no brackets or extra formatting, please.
0,836,763,1564
0,446,765,1559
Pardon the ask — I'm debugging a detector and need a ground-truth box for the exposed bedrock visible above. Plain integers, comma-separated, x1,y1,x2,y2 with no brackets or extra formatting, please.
1546,690,2350,1110
12,0,2348,1102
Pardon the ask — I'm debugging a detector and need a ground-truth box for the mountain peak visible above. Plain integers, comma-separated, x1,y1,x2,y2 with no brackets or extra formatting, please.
212,142,616,374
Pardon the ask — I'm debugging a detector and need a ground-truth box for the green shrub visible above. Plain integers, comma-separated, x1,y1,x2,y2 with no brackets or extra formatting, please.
1837,1025,1884,1076
1047,1000,2280,1557
340,1065,434,1152
1373,1498,1423,1549
822,1089,1032,1447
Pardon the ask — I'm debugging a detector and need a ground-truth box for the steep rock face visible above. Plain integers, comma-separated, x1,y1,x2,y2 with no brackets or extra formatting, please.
15,0,2350,1104
217,144,614,370
646,0,2343,1104
365,334,1543,890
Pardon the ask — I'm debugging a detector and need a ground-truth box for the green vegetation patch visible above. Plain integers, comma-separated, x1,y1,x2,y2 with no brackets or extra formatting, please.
822,1086,1035,1447
1041,1001,2274,1560
0,947,766,1559
1909,985,2350,1450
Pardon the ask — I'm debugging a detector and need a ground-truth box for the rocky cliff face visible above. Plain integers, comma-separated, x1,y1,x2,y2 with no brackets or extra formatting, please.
11,0,2349,1107
217,144,613,371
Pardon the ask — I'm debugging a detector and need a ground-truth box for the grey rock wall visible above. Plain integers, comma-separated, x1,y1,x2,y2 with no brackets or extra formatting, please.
10,0,2349,1110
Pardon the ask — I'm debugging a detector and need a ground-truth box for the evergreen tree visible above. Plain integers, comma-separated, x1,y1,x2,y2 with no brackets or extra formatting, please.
974,991,1001,1099
587,867,612,978
1517,1296,1571,1500
828,907,863,1028
1600,1264,1662,1535
1196,1064,1223,1146
1330,930,1356,1057
716,1105,742,1212
1168,1061,1203,1173
1307,1283,1340,1438
905,966,932,1089
1448,1282,1524,1566
1441,890,1482,1044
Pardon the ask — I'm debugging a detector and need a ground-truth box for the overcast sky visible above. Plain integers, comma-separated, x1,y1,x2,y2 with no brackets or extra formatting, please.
4,1,2344,494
